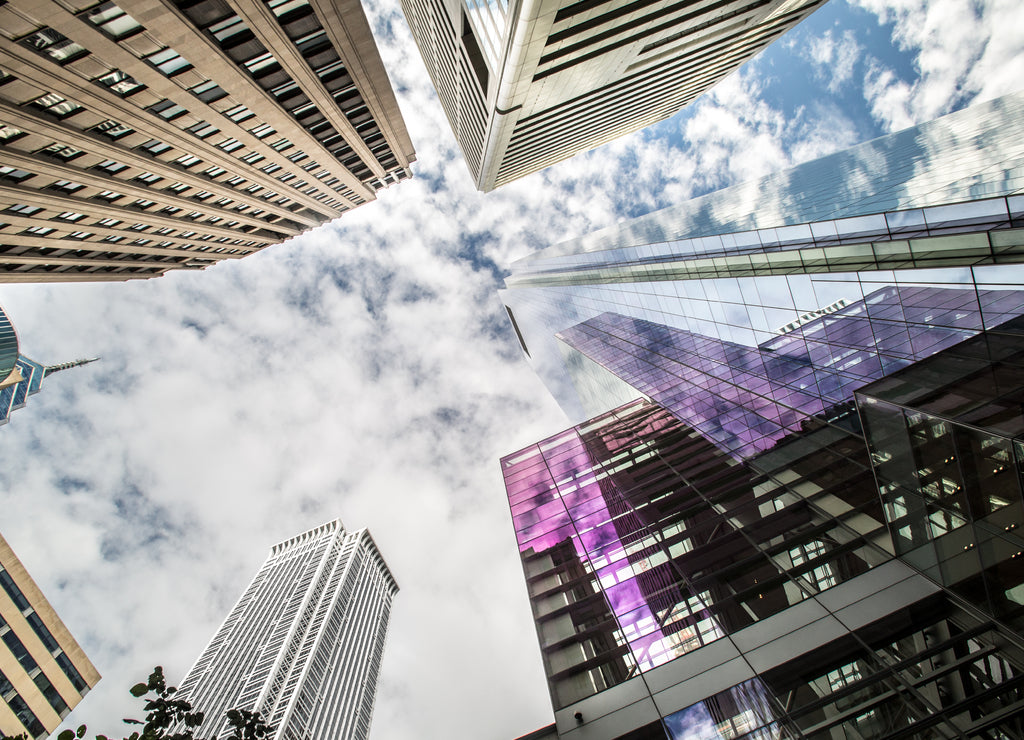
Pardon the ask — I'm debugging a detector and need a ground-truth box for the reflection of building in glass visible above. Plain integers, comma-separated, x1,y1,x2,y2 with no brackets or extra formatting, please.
500,95,1024,739
504,398,1024,739
0,533,101,739
499,92,1024,423
176,520,397,740
0,303,97,425
0,0,414,282
402,0,824,191
858,316,1024,633
557,285,1024,459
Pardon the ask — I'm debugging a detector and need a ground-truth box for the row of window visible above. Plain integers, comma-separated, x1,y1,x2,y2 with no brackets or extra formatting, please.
11,5,358,212
2,200,264,254
0,667,45,739
0,567,88,693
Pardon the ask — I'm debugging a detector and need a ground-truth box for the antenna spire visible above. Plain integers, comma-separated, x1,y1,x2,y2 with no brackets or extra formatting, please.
43,357,100,377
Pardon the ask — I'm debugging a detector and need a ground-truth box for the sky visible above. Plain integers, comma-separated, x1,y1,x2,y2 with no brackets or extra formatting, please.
0,0,1022,738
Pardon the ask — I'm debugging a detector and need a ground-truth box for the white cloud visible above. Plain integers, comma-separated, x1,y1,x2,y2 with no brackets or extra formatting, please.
0,1,1016,739
856,0,1024,130
804,29,864,93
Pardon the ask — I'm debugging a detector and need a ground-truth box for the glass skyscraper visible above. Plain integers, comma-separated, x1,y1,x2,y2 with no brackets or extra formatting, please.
500,93,1024,739
175,520,397,740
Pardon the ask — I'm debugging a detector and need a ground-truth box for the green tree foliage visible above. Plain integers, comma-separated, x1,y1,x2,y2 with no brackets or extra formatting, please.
0,667,272,740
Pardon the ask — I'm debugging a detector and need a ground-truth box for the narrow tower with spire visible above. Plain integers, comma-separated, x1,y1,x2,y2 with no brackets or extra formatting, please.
0,303,97,425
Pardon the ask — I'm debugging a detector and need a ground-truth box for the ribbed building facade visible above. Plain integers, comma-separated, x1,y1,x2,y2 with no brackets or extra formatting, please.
498,94,1024,738
402,0,823,190
0,533,101,739
176,520,398,740
0,0,415,282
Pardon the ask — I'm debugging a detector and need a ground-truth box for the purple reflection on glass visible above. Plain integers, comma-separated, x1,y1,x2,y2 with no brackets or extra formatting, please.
501,403,675,672
558,285,1024,460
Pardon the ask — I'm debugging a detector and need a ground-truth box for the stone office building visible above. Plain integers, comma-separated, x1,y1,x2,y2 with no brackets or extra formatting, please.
0,0,415,282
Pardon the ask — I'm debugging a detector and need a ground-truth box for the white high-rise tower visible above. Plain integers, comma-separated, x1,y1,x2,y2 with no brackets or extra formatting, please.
176,520,397,740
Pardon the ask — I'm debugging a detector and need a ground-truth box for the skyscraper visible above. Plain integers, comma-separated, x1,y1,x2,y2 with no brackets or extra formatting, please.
175,520,397,740
503,389,1024,739
0,0,415,282
0,302,97,425
499,91,1024,423
402,0,824,190
499,94,1024,738
0,533,101,739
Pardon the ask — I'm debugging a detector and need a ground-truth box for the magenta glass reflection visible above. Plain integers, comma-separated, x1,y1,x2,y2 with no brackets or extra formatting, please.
557,285,1023,460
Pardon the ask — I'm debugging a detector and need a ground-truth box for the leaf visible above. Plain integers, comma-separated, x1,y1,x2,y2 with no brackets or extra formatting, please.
57,731,74,740
129,683,148,697
76,726,87,739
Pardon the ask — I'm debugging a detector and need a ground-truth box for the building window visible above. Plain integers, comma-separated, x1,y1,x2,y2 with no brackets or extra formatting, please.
188,122,220,139
190,80,227,103
0,125,25,144
166,182,190,193
102,234,124,243
208,14,249,44
96,190,123,202
55,211,86,222
134,172,163,185
22,225,55,236
241,152,264,165
20,28,88,65
225,176,246,187
95,217,121,227
95,69,144,96
202,166,226,179
28,93,83,119
174,154,202,168
271,138,293,152
84,2,143,39
93,119,134,139
249,123,276,139
147,99,188,121
223,104,255,123
94,159,129,175
139,139,171,156
6,205,42,218
217,138,243,153
131,198,156,209
0,166,33,183
39,143,84,162
66,231,93,240
146,48,193,77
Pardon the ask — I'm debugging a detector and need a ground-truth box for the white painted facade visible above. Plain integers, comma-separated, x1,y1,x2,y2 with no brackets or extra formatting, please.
176,520,398,740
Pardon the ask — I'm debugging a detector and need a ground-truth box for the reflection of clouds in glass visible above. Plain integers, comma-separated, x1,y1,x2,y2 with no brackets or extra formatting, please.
664,701,722,740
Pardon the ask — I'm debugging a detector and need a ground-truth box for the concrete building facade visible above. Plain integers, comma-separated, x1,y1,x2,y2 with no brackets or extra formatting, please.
403,0,823,190
176,520,398,740
0,534,100,739
0,0,415,282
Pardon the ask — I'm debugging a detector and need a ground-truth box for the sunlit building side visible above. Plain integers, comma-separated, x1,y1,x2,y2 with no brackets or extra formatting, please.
0,0,415,282
176,520,398,740
0,533,100,739
402,0,825,191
